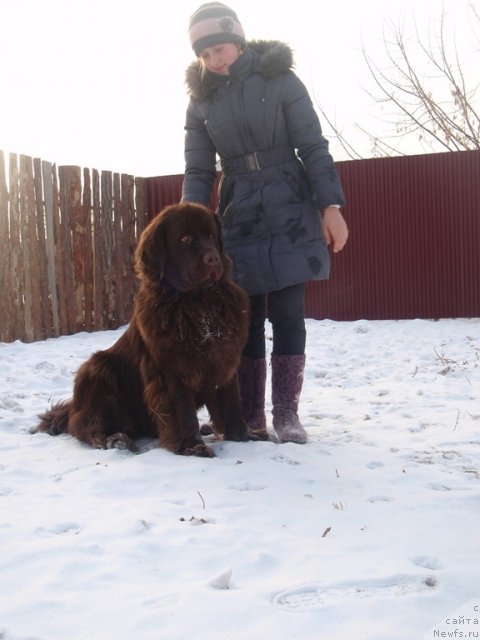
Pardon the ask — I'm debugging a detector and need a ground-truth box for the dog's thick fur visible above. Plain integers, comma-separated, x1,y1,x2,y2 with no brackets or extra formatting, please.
35,203,251,457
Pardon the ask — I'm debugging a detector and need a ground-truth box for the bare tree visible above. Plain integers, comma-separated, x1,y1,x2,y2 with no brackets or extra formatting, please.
318,1,480,158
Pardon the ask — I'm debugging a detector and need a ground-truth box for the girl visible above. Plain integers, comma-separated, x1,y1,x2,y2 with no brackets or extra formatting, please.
182,2,348,444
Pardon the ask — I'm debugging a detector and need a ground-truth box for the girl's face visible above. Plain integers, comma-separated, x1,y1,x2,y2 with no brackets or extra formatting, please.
198,42,241,75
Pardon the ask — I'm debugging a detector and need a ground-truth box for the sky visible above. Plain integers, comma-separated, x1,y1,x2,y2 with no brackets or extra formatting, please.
1,317,479,639
0,0,477,177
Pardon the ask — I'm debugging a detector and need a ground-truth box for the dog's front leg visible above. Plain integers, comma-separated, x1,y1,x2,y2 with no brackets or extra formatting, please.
207,374,249,442
144,377,214,457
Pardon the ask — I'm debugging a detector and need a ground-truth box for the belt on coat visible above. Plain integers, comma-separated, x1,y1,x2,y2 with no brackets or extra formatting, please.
220,146,296,175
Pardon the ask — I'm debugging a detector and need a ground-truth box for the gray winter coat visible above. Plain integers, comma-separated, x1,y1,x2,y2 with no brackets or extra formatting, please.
182,40,346,295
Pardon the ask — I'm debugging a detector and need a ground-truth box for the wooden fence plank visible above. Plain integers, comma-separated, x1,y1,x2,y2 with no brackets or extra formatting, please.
66,166,86,331
92,169,103,330
9,155,25,341
58,166,77,334
122,173,136,320
101,171,115,328
135,177,148,242
0,151,12,342
25,156,43,341
33,157,50,339
53,165,69,336
19,155,35,341
113,173,126,325
42,161,60,337
83,168,94,332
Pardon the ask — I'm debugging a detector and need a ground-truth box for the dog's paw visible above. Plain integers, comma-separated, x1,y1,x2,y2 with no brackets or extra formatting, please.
223,420,250,442
180,442,216,458
90,434,108,449
247,428,270,441
106,432,135,451
224,431,249,442
89,432,132,450
200,422,215,436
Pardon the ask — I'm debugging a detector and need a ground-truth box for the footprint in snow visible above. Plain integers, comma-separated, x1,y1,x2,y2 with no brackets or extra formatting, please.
273,574,437,611
270,454,300,466
0,486,16,496
143,594,180,608
229,482,266,492
367,495,394,503
34,361,56,373
0,398,23,412
36,522,83,536
410,555,442,570
428,483,451,491
367,460,385,470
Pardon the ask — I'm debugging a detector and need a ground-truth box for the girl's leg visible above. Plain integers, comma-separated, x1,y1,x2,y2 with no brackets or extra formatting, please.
268,284,308,444
243,294,267,358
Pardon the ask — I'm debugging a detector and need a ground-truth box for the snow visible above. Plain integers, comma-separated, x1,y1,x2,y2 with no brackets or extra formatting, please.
1,317,479,640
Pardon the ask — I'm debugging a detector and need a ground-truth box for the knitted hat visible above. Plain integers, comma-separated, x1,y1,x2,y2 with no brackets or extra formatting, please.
188,3,246,56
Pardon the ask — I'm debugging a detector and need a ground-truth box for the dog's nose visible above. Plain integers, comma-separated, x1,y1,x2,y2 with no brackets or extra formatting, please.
203,251,220,267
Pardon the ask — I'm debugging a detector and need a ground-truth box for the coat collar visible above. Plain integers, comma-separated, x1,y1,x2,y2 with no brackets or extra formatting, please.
185,40,294,101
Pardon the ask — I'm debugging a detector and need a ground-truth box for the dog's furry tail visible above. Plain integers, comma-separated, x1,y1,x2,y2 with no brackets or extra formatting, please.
33,400,71,436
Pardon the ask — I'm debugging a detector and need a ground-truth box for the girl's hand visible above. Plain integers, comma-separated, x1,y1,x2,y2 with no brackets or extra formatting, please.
322,206,349,253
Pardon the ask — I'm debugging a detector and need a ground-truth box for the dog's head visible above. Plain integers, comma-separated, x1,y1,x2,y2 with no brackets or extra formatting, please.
135,202,231,293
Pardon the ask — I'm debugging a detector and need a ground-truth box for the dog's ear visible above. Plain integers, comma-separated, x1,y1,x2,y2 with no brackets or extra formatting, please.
134,213,167,279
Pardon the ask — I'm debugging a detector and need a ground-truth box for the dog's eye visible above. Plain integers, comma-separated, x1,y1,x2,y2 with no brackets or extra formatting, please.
180,234,193,245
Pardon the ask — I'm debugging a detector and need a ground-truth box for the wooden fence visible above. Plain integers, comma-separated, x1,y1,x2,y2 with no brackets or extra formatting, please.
0,151,149,342
1,148,479,343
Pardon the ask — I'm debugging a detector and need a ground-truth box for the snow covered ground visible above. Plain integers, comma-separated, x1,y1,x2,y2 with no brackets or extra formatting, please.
1,317,479,640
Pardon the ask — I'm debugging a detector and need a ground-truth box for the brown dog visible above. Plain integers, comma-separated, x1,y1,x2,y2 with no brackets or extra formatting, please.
35,202,251,457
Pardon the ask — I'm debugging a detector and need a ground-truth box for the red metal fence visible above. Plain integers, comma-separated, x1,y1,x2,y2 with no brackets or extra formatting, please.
145,150,480,321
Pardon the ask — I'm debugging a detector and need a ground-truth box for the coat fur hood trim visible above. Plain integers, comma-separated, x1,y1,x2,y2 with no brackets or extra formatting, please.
185,40,294,101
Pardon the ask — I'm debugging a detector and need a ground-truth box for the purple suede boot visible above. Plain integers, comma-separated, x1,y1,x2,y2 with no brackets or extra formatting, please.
271,354,308,444
238,357,269,440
